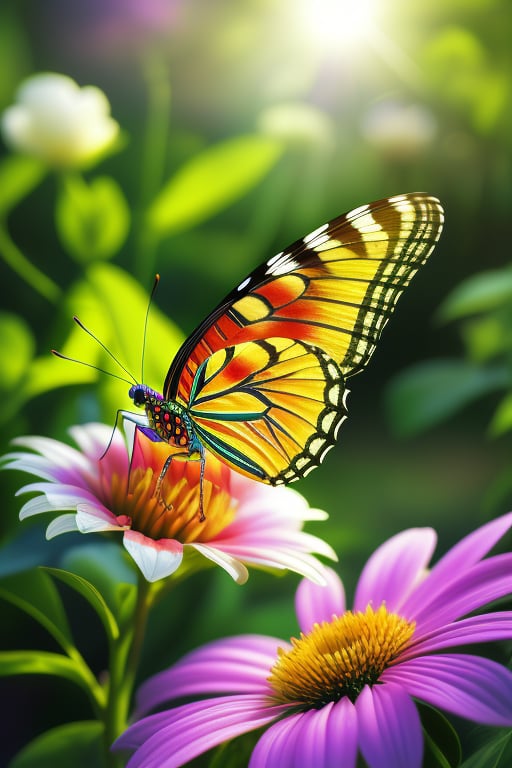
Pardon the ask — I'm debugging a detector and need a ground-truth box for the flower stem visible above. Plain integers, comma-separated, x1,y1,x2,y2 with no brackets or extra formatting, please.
0,220,61,303
102,576,153,768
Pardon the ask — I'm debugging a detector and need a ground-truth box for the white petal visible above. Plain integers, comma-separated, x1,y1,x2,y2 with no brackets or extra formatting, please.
76,503,122,533
123,531,183,583
188,543,249,585
19,494,55,519
46,514,79,538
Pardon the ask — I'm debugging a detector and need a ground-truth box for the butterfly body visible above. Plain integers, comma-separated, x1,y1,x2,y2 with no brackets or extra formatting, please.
128,384,201,454
125,193,444,508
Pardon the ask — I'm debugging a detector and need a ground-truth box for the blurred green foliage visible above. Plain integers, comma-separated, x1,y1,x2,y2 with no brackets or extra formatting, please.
1,0,512,765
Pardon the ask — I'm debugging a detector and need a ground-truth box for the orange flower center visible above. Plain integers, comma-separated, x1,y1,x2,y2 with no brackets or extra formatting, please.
100,444,235,542
269,605,415,707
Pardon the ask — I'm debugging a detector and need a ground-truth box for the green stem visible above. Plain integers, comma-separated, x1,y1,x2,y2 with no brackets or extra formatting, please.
102,575,153,768
134,50,172,284
0,220,61,303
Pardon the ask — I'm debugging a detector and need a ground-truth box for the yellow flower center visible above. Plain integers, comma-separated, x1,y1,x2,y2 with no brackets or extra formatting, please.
102,448,235,543
268,605,415,707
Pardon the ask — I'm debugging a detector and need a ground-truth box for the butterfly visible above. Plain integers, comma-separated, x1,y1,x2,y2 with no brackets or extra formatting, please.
124,193,444,517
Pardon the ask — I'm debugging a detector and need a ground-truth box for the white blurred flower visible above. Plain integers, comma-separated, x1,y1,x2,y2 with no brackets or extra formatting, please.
258,102,334,148
362,100,437,159
1,73,120,169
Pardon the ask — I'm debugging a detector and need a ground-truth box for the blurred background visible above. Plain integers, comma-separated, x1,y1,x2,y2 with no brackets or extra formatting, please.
1,0,512,765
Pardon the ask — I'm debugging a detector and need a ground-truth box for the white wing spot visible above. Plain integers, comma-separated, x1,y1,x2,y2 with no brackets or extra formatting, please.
265,252,300,276
307,233,331,249
347,203,370,220
237,277,251,292
266,251,284,267
303,223,328,244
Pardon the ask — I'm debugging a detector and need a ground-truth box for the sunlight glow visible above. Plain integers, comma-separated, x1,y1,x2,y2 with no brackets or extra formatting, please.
300,0,379,51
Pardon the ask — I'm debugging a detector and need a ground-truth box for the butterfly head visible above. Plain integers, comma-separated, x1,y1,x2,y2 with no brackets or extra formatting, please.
129,383,164,408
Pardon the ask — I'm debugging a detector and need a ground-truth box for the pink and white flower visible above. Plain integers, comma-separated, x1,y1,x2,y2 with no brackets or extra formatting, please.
4,422,335,584
115,514,512,767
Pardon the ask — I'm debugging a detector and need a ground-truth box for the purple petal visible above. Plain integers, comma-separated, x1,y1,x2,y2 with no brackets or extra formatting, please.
323,698,358,768
354,528,437,613
384,654,512,726
249,701,358,768
295,568,346,633
136,635,284,716
406,553,512,635
405,612,512,657
116,695,285,768
356,683,423,768
249,711,305,768
294,700,358,768
402,512,512,617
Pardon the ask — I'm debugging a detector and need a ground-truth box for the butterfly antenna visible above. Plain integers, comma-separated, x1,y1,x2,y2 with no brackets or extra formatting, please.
72,316,137,384
141,274,160,383
51,349,134,386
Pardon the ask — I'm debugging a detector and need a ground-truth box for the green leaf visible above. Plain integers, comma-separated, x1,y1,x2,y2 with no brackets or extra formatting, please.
0,650,91,687
43,567,119,642
437,268,512,322
461,314,512,362
9,721,104,768
56,174,130,263
0,569,73,651
460,728,512,767
489,391,512,436
420,705,461,768
385,359,509,437
12,263,183,422
0,312,34,391
61,542,137,618
0,155,46,216
209,729,263,768
147,134,283,235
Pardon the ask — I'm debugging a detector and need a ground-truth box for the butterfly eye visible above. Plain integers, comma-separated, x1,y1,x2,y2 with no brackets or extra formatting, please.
131,387,147,407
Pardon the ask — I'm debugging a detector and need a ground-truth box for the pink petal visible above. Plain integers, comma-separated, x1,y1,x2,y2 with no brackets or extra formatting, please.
117,696,284,768
405,613,512,657
295,567,346,633
354,528,437,613
123,531,183,582
356,683,423,768
402,512,512,617
69,422,124,462
217,543,332,585
136,635,284,716
384,654,512,726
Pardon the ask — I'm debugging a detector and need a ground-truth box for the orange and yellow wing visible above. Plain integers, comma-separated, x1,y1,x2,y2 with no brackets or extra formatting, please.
165,193,444,407
187,338,347,484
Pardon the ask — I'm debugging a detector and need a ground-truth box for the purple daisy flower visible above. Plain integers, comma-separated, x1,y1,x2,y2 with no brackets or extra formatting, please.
3,422,335,584
115,513,512,767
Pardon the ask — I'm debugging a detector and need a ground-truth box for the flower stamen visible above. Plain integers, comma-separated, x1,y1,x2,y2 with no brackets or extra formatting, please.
269,604,415,707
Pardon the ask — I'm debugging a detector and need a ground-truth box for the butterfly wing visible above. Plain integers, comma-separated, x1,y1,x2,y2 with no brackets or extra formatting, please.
186,337,347,484
165,193,444,407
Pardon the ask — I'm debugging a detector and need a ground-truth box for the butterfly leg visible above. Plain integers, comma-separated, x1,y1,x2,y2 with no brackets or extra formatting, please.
155,454,174,512
154,447,206,522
